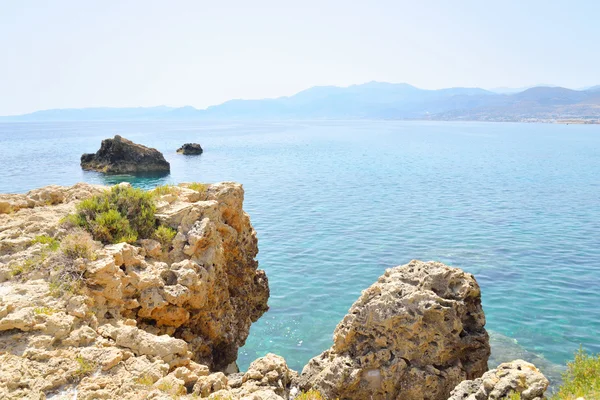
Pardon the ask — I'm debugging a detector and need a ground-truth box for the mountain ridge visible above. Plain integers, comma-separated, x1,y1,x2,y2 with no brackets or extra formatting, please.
3,82,599,122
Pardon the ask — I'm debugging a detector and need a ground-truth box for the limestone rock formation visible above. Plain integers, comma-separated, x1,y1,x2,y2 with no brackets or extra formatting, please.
177,143,204,155
448,360,549,400
298,260,491,400
2,182,549,400
80,135,170,173
0,182,269,399
0,182,104,215
201,354,296,399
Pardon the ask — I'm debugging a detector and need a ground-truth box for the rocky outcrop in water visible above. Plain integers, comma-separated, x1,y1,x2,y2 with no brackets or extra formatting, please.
177,143,204,155
298,260,491,400
448,359,550,400
80,135,170,173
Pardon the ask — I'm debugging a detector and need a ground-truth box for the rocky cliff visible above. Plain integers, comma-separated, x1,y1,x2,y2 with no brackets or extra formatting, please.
0,182,273,399
0,184,551,400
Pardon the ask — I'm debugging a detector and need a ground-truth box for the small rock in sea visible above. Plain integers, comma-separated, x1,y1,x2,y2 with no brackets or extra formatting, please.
80,135,170,174
176,143,203,155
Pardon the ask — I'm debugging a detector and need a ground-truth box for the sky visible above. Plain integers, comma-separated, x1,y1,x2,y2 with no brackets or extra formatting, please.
1,0,599,115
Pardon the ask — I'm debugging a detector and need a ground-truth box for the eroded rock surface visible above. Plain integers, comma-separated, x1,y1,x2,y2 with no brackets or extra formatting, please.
2,183,551,400
298,260,491,400
80,135,170,173
448,359,550,400
0,182,269,399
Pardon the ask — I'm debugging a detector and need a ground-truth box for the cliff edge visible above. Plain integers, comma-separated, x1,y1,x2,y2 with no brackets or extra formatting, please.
0,182,270,399
0,184,551,399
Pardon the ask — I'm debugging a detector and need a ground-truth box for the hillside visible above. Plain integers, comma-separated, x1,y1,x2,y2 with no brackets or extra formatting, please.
2,83,600,122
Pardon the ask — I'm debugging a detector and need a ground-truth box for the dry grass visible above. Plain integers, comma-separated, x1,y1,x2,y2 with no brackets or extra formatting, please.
9,251,49,277
61,230,97,259
185,182,208,193
152,184,179,196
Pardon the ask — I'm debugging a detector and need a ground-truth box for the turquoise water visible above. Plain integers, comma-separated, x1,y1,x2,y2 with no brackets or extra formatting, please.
1,120,599,385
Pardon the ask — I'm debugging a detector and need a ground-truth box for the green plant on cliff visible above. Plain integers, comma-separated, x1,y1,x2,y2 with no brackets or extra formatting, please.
156,380,186,396
10,257,37,276
185,182,207,193
552,348,600,400
296,390,326,400
153,225,177,249
136,374,155,386
9,250,50,277
30,235,60,251
67,185,157,244
74,356,96,377
507,391,522,400
48,272,84,298
33,306,58,315
152,184,178,196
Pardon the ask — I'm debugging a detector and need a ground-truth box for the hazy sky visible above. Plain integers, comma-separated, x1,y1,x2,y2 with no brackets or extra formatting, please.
1,0,599,115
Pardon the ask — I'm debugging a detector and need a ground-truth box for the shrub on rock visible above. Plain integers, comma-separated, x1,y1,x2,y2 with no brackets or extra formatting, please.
552,348,600,400
69,184,156,244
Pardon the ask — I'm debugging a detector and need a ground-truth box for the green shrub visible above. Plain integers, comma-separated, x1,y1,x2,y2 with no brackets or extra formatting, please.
153,225,177,249
507,391,521,400
61,230,96,259
552,348,600,400
296,390,326,400
31,235,60,251
68,185,157,244
60,213,86,228
92,209,137,244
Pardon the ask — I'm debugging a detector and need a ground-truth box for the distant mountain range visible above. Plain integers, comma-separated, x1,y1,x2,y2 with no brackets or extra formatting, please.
3,82,600,122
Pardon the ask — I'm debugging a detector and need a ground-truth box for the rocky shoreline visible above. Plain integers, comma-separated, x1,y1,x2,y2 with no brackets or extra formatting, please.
0,183,551,399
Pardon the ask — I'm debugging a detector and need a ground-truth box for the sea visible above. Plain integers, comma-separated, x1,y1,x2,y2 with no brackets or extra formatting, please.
1,120,599,387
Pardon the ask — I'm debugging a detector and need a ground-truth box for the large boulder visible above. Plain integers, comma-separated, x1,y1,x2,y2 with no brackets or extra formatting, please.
298,260,490,400
448,359,549,400
81,135,170,174
177,143,204,155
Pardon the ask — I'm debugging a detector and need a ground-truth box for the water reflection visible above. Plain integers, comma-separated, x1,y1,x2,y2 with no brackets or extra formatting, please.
82,170,171,189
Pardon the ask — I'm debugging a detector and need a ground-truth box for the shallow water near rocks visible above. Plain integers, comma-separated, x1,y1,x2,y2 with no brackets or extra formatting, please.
1,120,599,386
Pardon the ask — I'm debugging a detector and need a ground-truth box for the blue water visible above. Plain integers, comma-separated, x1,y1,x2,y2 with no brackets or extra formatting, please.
1,120,599,385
